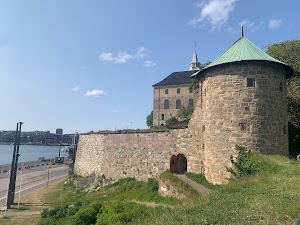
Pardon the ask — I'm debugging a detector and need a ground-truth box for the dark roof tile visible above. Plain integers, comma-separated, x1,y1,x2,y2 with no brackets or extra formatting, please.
153,70,198,87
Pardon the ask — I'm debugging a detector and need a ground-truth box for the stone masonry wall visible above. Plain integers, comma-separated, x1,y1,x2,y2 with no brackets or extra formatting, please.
74,129,192,181
189,61,289,184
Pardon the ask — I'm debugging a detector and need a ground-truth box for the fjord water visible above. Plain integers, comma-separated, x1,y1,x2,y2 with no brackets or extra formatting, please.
0,144,68,165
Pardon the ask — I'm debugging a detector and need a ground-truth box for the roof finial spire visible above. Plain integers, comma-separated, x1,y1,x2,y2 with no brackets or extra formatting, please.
241,25,244,37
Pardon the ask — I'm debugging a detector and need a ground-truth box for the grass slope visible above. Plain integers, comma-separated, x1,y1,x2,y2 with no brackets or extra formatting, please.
35,153,300,224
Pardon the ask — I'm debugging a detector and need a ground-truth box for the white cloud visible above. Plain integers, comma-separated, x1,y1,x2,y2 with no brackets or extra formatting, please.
268,19,281,29
144,60,157,67
190,0,238,31
85,90,107,97
72,86,80,92
99,47,149,64
135,47,147,59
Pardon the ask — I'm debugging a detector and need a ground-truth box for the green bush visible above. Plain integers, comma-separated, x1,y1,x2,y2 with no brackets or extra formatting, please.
96,200,148,225
73,204,101,225
147,178,159,192
115,177,142,191
226,145,258,178
165,117,179,126
40,204,69,219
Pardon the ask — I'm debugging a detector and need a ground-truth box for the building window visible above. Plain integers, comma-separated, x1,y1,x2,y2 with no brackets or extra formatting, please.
247,77,256,87
177,87,180,94
202,125,205,133
161,114,164,120
189,86,193,93
165,88,168,94
239,123,246,131
279,82,283,92
188,99,194,108
176,99,182,109
163,100,169,109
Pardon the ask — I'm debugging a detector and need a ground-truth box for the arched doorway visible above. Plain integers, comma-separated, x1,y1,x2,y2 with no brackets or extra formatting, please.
170,154,187,174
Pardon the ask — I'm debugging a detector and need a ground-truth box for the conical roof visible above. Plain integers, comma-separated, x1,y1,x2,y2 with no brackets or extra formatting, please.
194,36,294,77
191,51,198,63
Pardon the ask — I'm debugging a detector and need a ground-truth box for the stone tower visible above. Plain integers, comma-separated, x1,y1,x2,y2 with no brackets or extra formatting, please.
188,35,293,184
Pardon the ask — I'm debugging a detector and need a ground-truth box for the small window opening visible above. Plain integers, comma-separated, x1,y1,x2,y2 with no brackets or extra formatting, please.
177,87,180,94
189,86,193,93
165,89,168,94
247,77,256,87
161,114,165,120
202,125,205,133
279,82,283,92
239,123,246,131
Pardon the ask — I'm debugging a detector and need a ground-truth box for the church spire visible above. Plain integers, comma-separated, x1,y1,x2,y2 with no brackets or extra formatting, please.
189,50,201,71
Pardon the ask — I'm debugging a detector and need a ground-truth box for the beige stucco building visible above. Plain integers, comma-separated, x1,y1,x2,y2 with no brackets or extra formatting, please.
152,51,201,126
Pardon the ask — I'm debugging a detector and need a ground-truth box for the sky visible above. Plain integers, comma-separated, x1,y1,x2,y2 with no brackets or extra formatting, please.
0,0,299,134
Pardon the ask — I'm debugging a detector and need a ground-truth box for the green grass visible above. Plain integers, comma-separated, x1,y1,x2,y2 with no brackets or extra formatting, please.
185,172,218,189
141,153,300,225
37,153,300,225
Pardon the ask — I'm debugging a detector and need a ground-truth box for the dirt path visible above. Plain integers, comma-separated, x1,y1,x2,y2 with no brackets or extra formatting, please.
174,174,211,194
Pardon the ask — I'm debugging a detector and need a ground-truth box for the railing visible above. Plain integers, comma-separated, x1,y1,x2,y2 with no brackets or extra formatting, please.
0,158,56,173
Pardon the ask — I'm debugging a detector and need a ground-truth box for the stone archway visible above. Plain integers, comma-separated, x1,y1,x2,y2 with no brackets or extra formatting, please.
170,153,187,174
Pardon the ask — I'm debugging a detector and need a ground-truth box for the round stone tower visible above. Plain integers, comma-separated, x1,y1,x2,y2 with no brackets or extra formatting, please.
189,34,293,184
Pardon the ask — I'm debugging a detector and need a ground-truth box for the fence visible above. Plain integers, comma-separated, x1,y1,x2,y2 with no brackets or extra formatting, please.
0,158,56,173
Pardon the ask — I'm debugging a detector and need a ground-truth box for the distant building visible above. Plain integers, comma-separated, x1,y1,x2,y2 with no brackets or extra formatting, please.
56,128,63,135
152,51,201,126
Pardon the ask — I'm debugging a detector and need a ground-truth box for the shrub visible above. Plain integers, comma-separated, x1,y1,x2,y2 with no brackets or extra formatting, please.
165,117,179,126
226,145,258,178
73,206,99,225
96,200,148,225
40,204,69,219
116,177,142,191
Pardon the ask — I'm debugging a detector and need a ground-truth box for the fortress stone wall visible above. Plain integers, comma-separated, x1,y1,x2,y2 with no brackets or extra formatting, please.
74,129,195,181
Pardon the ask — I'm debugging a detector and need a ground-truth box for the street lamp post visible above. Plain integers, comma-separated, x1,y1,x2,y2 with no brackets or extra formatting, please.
7,122,23,208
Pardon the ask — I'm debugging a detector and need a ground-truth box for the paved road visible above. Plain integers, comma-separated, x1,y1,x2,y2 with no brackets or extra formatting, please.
0,164,69,206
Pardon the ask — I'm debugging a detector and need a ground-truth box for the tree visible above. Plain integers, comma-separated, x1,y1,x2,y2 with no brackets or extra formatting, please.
177,105,194,121
266,40,300,157
266,40,300,128
146,111,153,127
165,117,179,126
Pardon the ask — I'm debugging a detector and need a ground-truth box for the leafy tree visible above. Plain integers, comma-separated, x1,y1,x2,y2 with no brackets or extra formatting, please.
177,105,194,121
165,117,179,126
266,40,300,128
146,111,153,127
266,40,300,157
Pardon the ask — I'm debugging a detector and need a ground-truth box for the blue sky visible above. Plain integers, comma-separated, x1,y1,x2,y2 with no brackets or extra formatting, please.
0,0,299,134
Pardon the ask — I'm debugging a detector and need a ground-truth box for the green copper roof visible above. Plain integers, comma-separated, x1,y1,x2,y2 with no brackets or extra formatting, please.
194,36,293,77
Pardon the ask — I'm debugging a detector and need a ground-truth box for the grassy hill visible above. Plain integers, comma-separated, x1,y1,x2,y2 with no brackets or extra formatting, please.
36,153,300,225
